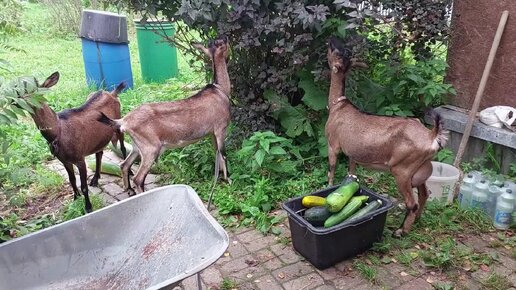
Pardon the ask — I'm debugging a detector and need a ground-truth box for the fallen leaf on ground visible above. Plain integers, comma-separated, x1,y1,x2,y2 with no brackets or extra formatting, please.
246,274,253,279
480,264,490,272
278,272,285,279
426,277,434,284
245,259,258,267
223,252,230,257
400,271,409,277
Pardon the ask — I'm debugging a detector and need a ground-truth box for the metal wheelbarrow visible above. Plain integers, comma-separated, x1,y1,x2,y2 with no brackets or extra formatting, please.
0,184,229,290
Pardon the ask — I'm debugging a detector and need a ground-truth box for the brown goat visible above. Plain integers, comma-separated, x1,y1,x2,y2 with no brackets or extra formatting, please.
98,36,231,200
325,38,448,237
28,72,127,212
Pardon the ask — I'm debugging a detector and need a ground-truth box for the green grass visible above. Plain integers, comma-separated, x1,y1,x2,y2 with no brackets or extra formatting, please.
482,273,512,290
353,261,377,283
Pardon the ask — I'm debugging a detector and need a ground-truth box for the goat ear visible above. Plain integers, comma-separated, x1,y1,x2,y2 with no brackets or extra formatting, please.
192,42,210,57
41,72,59,88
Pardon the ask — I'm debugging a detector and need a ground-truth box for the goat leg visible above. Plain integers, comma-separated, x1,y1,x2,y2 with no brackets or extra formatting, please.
392,171,419,238
77,160,93,213
327,143,338,186
348,159,357,175
89,151,102,187
63,162,80,199
121,147,140,195
117,130,128,159
213,131,229,183
415,184,430,219
133,147,160,194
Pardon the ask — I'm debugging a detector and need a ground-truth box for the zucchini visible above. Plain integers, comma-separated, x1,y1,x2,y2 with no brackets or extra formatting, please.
87,160,122,177
109,142,140,162
304,206,332,227
324,195,369,228
325,181,360,213
302,196,326,208
345,199,382,223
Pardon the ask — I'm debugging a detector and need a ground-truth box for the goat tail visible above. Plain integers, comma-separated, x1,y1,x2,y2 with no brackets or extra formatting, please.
431,111,448,151
97,112,122,130
112,82,127,96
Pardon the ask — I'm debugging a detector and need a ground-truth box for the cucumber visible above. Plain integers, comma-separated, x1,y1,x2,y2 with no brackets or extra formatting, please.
324,195,369,228
325,181,360,213
345,199,382,223
304,206,332,227
87,160,122,177
302,196,326,208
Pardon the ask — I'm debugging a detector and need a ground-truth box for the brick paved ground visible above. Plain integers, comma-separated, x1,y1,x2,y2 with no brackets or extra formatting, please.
45,151,516,290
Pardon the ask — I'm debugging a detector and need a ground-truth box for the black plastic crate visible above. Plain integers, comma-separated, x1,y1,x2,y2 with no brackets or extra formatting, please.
282,186,393,269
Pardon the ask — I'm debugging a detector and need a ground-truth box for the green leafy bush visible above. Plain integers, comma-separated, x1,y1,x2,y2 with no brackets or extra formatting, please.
237,131,302,176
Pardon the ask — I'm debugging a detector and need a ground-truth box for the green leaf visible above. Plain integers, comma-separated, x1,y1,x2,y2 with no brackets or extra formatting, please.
2,108,17,120
259,139,270,153
254,149,266,167
269,145,287,155
15,98,34,114
299,77,328,111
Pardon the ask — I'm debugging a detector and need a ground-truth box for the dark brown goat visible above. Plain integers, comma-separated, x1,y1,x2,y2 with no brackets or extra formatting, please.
325,38,448,237
98,36,231,201
29,72,127,212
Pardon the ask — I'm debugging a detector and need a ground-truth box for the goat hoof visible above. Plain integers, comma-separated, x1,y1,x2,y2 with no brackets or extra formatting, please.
89,179,99,187
392,229,404,238
85,207,93,213
127,188,136,196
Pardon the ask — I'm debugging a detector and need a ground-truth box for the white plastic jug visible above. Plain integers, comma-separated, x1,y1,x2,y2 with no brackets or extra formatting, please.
426,162,460,202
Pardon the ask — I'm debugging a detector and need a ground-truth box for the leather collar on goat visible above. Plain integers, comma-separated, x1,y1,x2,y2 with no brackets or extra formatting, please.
327,96,347,110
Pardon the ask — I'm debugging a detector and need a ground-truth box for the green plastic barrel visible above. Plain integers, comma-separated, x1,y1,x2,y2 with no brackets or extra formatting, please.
134,21,178,83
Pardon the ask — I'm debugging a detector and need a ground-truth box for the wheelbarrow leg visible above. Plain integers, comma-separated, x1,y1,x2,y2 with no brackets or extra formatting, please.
196,272,202,290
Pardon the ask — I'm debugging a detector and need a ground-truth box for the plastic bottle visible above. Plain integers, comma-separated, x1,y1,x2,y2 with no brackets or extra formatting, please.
459,174,475,208
468,170,483,182
493,189,515,230
486,184,502,219
471,179,489,213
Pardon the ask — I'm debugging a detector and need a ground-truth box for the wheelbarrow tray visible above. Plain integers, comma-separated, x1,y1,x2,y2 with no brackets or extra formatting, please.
0,184,229,290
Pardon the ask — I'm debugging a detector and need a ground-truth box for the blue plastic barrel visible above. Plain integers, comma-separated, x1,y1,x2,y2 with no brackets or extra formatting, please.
79,10,133,91
81,39,134,90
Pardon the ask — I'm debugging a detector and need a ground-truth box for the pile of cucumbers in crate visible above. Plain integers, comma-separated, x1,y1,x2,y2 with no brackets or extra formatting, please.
302,175,382,228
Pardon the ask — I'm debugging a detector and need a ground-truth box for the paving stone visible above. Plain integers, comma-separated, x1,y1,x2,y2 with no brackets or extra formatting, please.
236,281,256,290
180,274,205,290
99,174,121,184
270,243,301,261
272,262,314,282
375,267,403,289
384,263,416,284
230,226,252,235
115,191,131,201
282,272,324,290
220,254,255,275
89,186,101,195
227,238,250,258
262,257,285,271
396,277,433,290
491,264,514,276
314,285,337,290
238,229,265,243
98,192,117,205
457,277,482,290
352,282,384,290
228,264,267,282
145,174,158,184
254,248,275,264
471,269,491,282
498,253,516,272
332,274,369,289
334,260,353,273
254,274,283,290
243,234,277,252
201,267,223,287
316,267,344,281
508,273,516,287
102,183,125,196
146,183,159,190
